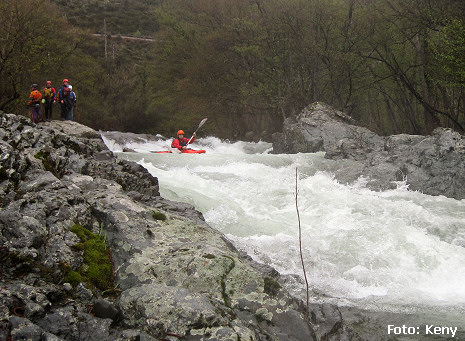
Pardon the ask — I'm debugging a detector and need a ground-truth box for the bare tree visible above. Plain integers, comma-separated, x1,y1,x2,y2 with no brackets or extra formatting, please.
295,168,310,317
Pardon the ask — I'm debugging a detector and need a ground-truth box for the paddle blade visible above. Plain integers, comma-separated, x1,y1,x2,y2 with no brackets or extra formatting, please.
188,118,208,145
197,118,208,130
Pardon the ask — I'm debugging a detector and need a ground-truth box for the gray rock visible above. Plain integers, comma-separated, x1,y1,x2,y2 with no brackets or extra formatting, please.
93,299,120,321
9,316,45,341
272,102,465,199
37,306,112,341
0,111,359,340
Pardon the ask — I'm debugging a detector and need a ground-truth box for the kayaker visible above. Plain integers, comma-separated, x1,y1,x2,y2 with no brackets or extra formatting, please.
171,130,196,151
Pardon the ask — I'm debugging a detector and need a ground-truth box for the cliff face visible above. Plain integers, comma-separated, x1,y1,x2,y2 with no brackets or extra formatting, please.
0,112,357,340
272,102,465,199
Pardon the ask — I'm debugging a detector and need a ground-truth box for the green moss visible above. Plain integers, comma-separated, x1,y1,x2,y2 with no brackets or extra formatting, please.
70,224,93,241
34,150,50,159
220,255,236,307
0,219,114,298
34,150,57,175
152,211,167,221
263,277,281,296
202,254,216,259
68,224,115,293
64,271,83,286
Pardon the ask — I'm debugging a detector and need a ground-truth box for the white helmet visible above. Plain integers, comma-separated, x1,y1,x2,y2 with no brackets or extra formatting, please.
68,85,72,90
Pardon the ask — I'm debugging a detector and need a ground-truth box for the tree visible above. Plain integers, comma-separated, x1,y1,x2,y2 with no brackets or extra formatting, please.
0,0,78,113
360,0,464,133
11,0,460,138
427,18,465,129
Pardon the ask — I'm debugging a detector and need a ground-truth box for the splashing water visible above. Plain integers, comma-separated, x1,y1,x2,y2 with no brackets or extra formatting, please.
103,133,465,320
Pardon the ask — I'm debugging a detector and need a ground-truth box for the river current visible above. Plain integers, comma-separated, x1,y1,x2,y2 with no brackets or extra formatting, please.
102,134,465,334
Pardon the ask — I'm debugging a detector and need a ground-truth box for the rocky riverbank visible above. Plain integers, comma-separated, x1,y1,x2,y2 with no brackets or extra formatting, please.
272,102,465,200
0,112,362,340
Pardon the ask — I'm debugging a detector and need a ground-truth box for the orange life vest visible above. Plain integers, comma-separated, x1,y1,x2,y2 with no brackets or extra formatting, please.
27,90,42,106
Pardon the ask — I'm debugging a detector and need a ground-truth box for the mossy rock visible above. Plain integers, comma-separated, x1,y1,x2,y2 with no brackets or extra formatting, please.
34,150,57,175
34,150,50,159
264,277,281,296
152,211,167,221
69,224,115,293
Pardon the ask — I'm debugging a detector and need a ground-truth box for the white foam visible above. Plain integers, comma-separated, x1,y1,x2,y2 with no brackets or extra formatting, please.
106,134,465,312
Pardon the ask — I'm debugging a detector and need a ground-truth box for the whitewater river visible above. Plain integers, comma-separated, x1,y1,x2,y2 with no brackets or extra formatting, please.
103,134,465,337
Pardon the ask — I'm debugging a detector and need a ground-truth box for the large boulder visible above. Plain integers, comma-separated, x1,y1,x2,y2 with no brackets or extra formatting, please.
272,102,465,199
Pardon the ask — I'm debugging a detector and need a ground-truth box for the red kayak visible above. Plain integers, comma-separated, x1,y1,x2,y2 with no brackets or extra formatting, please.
151,118,208,155
181,149,206,154
151,149,206,154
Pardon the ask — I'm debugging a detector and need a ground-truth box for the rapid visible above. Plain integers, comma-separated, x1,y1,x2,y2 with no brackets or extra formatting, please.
102,134,465,329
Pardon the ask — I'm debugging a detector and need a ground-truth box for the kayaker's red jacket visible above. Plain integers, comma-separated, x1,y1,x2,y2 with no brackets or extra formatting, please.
171,136,195,150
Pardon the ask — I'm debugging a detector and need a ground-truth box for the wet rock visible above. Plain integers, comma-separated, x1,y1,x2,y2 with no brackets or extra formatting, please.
272,102,465,199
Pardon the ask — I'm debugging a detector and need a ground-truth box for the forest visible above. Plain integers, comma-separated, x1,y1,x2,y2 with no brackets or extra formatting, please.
1,0,464,140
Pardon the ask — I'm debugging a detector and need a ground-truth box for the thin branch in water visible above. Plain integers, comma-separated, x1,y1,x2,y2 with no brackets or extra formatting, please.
295,167,310,318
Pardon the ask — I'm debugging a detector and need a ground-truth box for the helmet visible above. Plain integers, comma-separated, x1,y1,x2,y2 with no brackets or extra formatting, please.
68,85,72,90
177,130,185,135
63,79,69,83
31,84,38,89
46,81,51,85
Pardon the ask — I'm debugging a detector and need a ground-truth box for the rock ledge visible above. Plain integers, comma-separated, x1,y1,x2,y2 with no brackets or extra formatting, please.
0,112,358,340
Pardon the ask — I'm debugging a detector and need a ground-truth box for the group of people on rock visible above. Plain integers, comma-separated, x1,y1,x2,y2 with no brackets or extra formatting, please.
27,79,77,124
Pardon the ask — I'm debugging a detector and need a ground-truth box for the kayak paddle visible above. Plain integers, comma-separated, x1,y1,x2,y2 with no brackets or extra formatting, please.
187,118,207,145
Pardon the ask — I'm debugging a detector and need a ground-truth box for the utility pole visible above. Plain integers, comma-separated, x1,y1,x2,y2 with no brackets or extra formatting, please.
104,19,107,58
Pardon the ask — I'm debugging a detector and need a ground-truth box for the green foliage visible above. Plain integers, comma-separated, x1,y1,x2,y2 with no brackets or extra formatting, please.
53,0,161,38
69,224,114,292
147,0,465,136
0,0,78,113
3,0,465,137
429,18,465,87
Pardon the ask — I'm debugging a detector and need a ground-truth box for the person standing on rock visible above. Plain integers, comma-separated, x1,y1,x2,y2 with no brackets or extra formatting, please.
66,85,77,121
42,81,56,121
171,130,196,151
27,84,44,124
57,79,72,120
